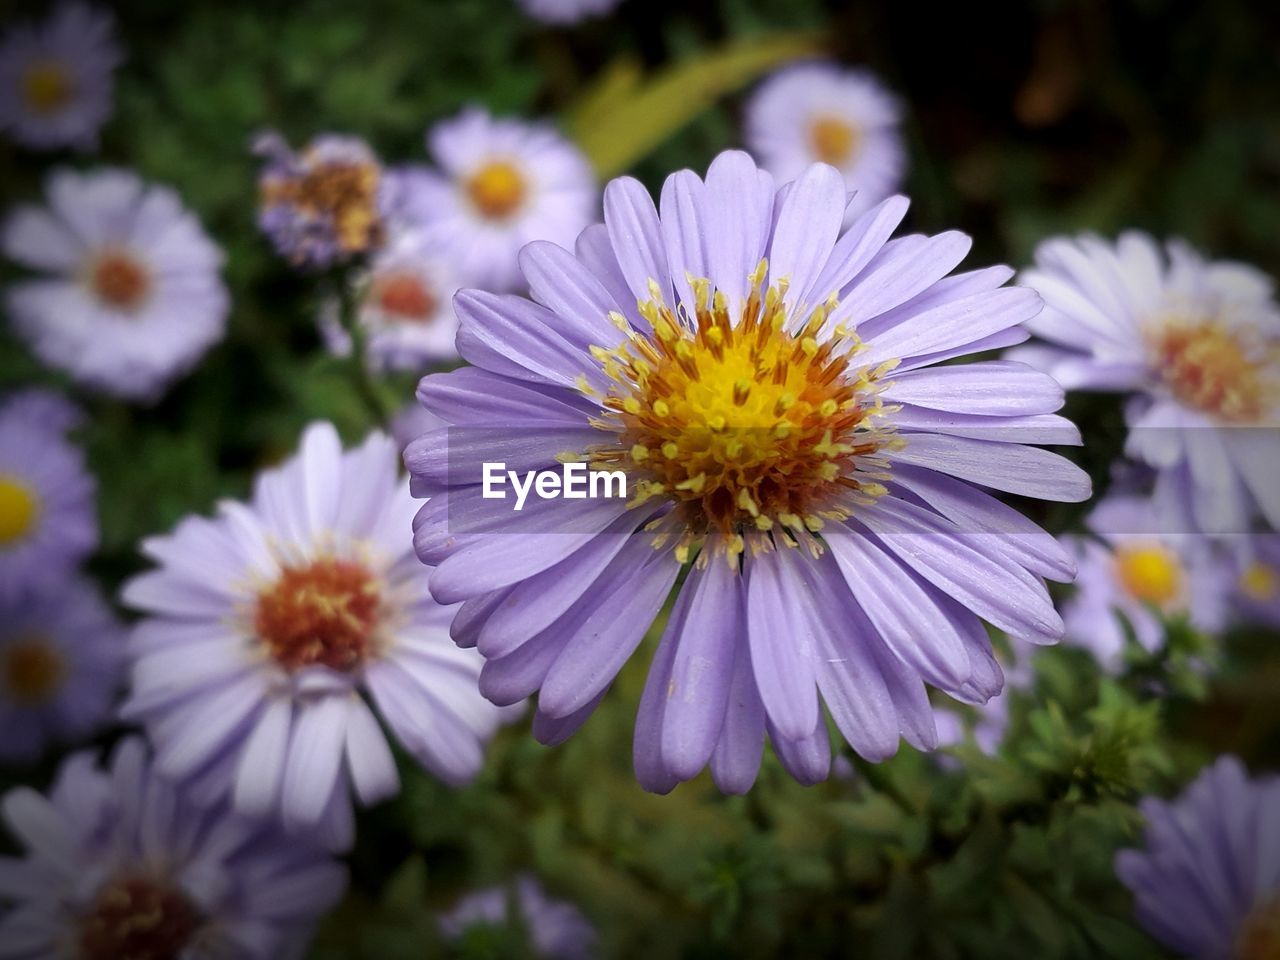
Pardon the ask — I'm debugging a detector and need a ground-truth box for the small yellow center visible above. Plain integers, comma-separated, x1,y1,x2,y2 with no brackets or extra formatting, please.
1236,896,1280,960
21,60,75,115
3,635,65,705
1114,543,1182,607
465,161,527,220
255,558,382,672
1240,561,1278,603
0,475,39,547
262,159,383,256
88,249,151,311
808,115,859,166
588,262,896,564
373,271,437,323
1153,321,1276,423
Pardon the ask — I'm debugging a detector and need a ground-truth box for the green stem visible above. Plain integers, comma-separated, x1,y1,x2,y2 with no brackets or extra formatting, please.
334,276,392,428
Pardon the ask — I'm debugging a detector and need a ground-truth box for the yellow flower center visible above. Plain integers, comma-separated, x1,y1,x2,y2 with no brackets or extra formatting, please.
0,475,39,547
465,160,527,220
373,271,437,323
88,249,151,311
1114,543,1182,606
586,262,896,565
21,60,75,115
808,115,859,166
2,635,65,705
1240,561,1279,603
80,873,202,960
255,557,382,671
1236,896,1280,960
1152,321,1277,423
261,158,383,256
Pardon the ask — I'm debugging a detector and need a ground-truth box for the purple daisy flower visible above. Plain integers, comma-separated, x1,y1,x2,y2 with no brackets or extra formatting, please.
1060,494,1233,671
0,386,84,435
0,2,121,151
0,736,346,959
397,107,596,291
0,394,96,602
515,0,622,24
1232,534,1280,628
439,874,596,960
1116,756,1280,960
745,62,906,221
122,423,508,849
255,131,387,269
406,151,1090,794
1011,232,1280,534
0,576,124,764
320,230,461,371
3,168,230,401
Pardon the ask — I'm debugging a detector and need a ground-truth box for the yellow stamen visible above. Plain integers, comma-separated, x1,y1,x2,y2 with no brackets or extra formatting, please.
466,160,526,220
0,475,38,547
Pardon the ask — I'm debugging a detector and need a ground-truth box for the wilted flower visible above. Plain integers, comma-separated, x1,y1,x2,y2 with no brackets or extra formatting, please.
320,230,461,370
745,62,905,220
1012,232,1280,534
0,2,121,151
0,393,96,601
1116,756,1280,960
0,737,346,959
399,106,596,291
1059,494,1233,670
255,132,386,269
122,423,507,849
0,576,124,764
439,875,596,959
407,151,1089,794
515,0,622,24
2,168,229,401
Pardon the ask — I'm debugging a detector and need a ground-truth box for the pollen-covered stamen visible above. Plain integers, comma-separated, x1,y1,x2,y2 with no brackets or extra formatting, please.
88,249,151,312
79,873,202,960
22,60,75,115
1114,543,1182,607
465,160,527,220
1151,319,1278,423
255,557,382,671
808,114,859,166
586,260,897,564
0,474,39,546
261,156,383,255
372,270,438,323
2,634,64,705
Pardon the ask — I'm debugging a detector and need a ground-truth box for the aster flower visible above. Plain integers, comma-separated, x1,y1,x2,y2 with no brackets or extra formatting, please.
1228,534,1280,629
406,151,1090,794
0,576,124,764
0,737,346,959
0,386,84,434
3,167,230,401
122,422,507,849
515,0,622,24
439,875,596,960
0,2,121,151
745,62,905,221
0,394,96,601
399,107,596,291
1116,756,1280,960
320,230,461,371
255,132,387,269
1012,232,1280,534
1060,494,1232,671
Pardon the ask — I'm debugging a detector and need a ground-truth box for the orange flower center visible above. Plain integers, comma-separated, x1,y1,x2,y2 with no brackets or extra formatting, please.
465,160,527,220
373,271,438,322
255,558,381,671
79,874,202,960
1114,543,1182,607
262,159,383,255
22,60,75,115
808,115,859,166
89,250,151,311
2,635,64,705
588,262,895,564
1236,895,1280,960
1153,321,1276,423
